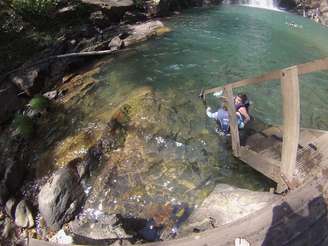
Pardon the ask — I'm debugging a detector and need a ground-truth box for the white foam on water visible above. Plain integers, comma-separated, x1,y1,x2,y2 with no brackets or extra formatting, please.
223,0,279,11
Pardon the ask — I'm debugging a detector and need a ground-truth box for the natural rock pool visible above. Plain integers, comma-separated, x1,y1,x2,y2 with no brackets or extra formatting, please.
18,4,328,242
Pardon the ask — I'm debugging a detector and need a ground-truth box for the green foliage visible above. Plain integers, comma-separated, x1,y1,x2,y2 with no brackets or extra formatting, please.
29,95,49,110
13,114,34,138
11,0,58,17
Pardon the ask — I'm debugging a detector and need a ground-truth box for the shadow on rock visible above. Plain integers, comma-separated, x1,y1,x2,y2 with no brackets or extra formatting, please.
262,196,328,246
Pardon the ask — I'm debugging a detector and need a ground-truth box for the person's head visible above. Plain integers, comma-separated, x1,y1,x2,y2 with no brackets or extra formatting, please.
235,93,248,105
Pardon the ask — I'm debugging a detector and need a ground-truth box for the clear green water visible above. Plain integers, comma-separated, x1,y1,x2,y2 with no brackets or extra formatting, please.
90,5,328,127
43,5,328,233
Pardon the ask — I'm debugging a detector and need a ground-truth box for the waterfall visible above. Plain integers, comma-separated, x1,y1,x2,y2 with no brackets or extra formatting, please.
223,0,278,10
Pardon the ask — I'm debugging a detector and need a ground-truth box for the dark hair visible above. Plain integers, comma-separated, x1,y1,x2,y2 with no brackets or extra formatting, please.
237,93,248,104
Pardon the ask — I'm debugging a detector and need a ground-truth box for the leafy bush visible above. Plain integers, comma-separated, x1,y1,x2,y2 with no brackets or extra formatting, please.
11,0,58,17
28,95,49,110
13,114,34,138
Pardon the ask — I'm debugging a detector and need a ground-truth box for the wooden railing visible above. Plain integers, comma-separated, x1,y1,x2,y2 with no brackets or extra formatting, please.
203,57,328,186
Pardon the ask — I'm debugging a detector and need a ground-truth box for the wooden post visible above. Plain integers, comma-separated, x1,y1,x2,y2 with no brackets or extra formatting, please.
280,66,300,182
224,86,240,157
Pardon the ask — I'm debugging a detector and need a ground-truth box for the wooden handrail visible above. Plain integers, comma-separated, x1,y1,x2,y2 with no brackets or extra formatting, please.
203,57,328,96
202,57,328,189
224,86,240,157
280,66,300,182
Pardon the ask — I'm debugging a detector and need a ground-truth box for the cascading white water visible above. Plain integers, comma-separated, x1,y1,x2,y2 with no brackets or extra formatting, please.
223,0,278,10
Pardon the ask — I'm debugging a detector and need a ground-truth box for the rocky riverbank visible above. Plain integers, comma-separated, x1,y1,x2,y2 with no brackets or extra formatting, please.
0,62,274,245
293,0,328,26
6,1,328,245
278,0,328,26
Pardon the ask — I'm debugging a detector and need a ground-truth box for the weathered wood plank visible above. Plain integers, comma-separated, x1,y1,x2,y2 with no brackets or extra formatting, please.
297,57,328,76
224,86,240,157
204,57,328,96
280,66,300,182
204,70,281,96
239,147,281,181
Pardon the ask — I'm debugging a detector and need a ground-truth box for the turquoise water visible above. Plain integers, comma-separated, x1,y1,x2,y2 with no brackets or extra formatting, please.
90,5,328,127
44,5,328,235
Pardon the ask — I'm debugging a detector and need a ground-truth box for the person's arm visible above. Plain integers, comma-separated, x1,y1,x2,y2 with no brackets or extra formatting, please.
238,107,250,123
206,107,219,120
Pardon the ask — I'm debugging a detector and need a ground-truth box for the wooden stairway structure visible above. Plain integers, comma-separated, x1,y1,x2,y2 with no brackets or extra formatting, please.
202,57,328,192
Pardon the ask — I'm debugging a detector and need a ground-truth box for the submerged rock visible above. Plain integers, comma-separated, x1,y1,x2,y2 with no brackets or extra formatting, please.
14,200,34,228
38,167,85,230
70,87,217,240
180,184,278,235
70,213,131,240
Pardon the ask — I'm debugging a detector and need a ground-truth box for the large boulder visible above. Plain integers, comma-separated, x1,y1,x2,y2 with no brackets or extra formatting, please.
38,166,85,230
122,20,170,47
81,0,135,22
180,184,278,235
68,86,219,240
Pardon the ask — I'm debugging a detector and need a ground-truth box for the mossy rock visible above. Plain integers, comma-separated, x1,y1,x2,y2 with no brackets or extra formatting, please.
28,95,49,111
13,114,34,138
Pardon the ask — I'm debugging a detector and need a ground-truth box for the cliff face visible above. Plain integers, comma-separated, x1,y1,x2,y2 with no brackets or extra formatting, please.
294,0,328,26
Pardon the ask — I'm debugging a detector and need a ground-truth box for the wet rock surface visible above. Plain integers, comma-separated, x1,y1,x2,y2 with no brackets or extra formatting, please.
0,137,28,205
180,184,278,235
294,0,328,26
38,166,85,230
70,213,131,240
122,21,170,47
58,86,220,241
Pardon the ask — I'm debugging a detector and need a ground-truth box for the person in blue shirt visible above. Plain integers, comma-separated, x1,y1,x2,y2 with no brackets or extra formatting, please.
206,93,250,135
